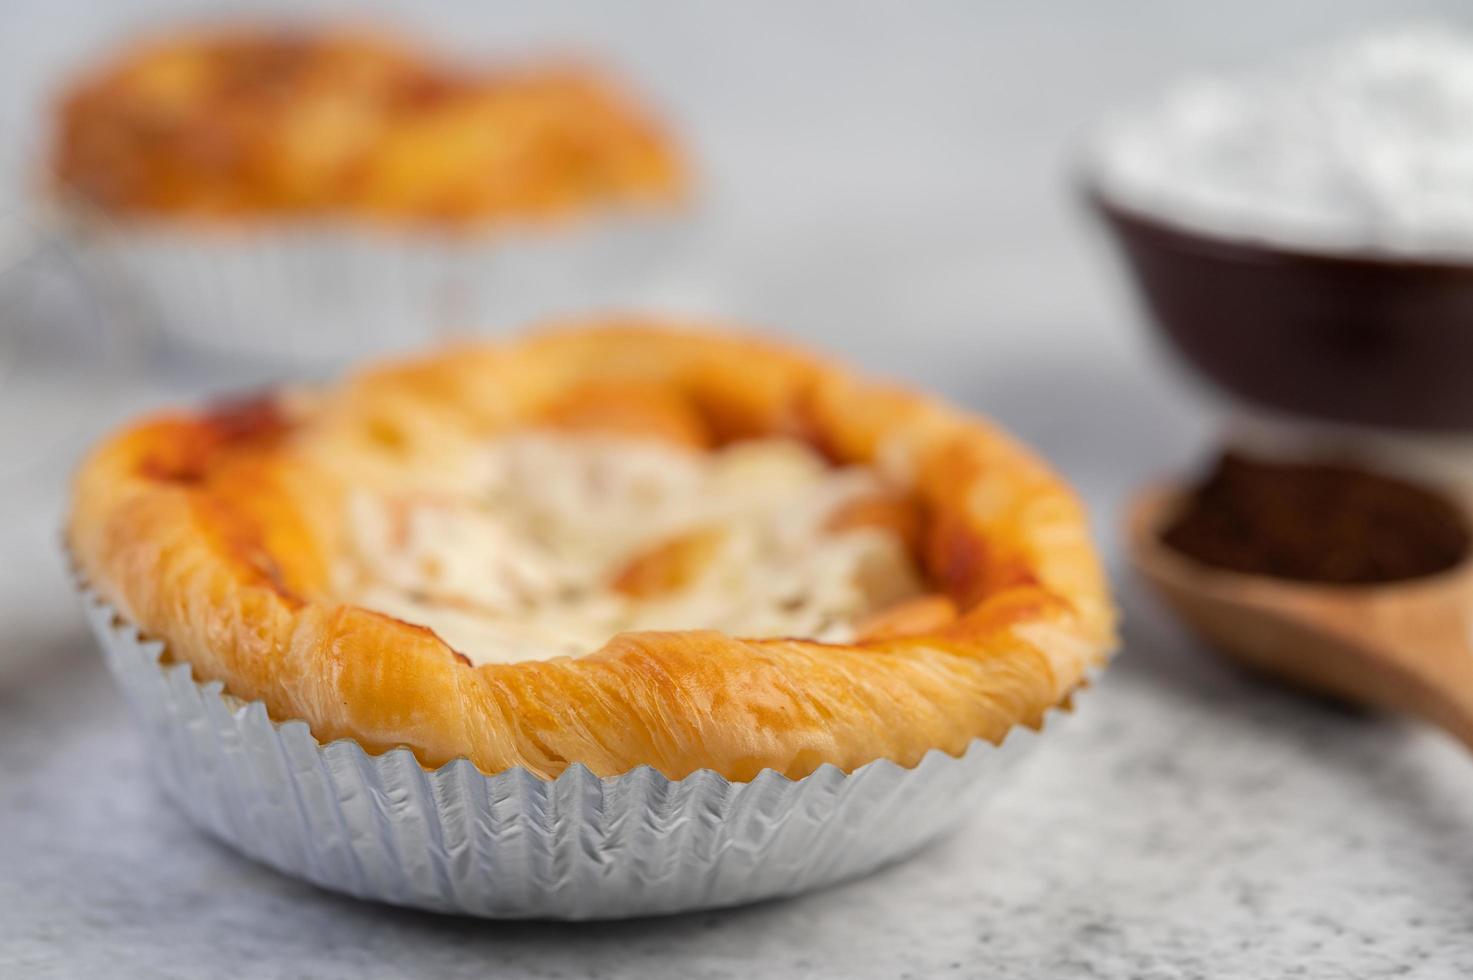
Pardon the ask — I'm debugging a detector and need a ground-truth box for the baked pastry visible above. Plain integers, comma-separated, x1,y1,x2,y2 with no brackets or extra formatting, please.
51,27,683,223
68,324,1114,780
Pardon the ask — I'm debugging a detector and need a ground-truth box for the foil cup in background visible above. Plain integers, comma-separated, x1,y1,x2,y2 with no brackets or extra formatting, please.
58,211,697,364
81,592,1076,919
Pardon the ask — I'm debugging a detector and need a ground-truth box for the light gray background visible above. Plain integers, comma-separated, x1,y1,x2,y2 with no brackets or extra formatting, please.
4,3,1473,978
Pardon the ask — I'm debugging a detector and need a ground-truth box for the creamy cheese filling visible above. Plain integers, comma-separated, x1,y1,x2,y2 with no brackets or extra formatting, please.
335,433,922,664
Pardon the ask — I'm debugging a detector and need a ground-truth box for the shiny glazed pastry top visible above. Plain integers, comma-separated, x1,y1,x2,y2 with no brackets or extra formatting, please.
67,325,1115,780
51,27,683,224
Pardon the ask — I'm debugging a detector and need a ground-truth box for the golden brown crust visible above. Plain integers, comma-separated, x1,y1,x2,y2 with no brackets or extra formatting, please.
68,323,1115,780
51,27,683,224
855,594,959,642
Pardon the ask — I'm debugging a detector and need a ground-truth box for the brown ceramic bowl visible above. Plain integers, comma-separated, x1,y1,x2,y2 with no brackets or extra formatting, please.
1092,190,1473,432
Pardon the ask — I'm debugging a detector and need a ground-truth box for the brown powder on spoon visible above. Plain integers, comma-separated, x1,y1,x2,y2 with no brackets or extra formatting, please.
1160,451,1471,585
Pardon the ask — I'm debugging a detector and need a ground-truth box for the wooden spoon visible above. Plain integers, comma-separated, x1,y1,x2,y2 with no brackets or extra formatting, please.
1126,482,1473,749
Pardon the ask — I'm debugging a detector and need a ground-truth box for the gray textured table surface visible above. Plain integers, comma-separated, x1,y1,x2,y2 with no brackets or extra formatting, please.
5,3,1473,978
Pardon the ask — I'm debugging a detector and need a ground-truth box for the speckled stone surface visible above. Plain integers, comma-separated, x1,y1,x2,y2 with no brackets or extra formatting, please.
6,2,1473,977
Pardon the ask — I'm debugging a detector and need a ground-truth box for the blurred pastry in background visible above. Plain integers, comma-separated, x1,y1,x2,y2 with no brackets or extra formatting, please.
52,27,683,225
46,26,690,362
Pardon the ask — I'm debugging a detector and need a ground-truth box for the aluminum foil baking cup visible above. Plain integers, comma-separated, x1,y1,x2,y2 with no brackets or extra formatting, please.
81,592,1077,919
56,211,694,363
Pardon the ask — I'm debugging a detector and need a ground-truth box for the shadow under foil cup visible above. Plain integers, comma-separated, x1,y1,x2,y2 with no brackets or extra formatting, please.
79,589,1079,919
1091,190,1473,433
